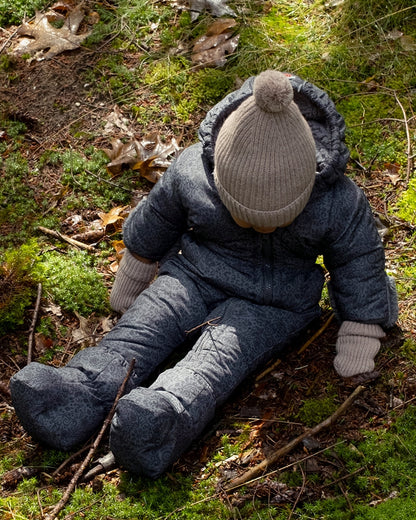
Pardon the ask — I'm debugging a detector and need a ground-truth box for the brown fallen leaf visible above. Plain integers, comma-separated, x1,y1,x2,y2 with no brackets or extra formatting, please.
12,3,92,61
2,467,40,489
191,19,239,69
104,134,180,182
97,206,129,231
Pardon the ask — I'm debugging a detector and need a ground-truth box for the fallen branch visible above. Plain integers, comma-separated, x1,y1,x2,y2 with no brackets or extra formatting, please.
27,283,42,364
37,226,96,251
256,313,335,381
297,313,334,354
44,359,136,520
224,385,365,491
393,91,414,185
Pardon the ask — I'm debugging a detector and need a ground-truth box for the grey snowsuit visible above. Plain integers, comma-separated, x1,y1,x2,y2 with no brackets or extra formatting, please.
10,74,398,478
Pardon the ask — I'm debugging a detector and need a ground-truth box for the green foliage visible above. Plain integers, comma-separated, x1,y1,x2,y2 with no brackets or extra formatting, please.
297,395,338,427
396,179,416,223
399,337,416,362
0,0,51,26
55,148,133,210
42,250,109,316
0,120,40,247
0,240,44,334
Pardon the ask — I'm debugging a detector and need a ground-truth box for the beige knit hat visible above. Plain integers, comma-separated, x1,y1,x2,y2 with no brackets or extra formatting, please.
214,70,317,228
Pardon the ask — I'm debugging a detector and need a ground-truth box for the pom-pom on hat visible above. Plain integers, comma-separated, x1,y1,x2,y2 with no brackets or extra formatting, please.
214,70,317,229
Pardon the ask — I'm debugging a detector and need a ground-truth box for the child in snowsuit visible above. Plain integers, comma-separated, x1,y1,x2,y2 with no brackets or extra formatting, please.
10,71,398,478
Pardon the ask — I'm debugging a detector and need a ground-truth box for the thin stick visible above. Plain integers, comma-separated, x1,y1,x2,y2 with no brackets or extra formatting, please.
44,359,136,520
51,445,92,479
393,91,413,185
27,283,42,364
224,385,365,491
256,313,335,381
37,226,96,252
297,313,334,354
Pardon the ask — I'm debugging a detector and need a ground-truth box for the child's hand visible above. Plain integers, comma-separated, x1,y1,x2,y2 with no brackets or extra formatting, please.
334,321,385,378
110,249,157,313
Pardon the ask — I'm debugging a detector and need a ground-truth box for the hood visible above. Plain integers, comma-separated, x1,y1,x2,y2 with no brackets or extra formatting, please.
198,73,350,187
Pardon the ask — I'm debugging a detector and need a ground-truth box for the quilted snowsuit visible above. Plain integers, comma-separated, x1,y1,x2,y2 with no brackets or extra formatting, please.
10,74,398,478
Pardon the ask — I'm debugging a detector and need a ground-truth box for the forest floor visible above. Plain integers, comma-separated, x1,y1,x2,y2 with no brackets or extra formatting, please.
1,1,416,519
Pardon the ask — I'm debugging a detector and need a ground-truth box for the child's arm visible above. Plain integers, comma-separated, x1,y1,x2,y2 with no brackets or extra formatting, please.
109,154,189,312
321,179,398,377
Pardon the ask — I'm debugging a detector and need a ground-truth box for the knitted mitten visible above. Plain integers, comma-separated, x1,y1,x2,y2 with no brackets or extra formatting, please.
334,321,385,378
110,249,157,313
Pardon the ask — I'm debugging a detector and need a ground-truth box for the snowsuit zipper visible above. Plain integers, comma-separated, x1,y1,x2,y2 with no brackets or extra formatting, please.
261,234,273,305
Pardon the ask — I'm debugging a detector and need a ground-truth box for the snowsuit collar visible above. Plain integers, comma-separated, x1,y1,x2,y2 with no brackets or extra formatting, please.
198,73,350,188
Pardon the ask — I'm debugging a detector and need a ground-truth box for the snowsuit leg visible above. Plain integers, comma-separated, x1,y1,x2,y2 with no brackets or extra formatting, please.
10,272,223,450
110,297,318,478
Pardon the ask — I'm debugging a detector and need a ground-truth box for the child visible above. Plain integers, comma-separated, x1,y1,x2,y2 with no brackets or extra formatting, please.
10,71,398,478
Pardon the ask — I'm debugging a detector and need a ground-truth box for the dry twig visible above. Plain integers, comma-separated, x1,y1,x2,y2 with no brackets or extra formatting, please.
44,359,136,520
37,226,96,251
393,91,414,185
224,385,365,491
256,313,335,381
27,283,42,364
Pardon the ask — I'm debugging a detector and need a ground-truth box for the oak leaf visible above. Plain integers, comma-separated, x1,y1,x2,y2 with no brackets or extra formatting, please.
12,4,91,61
104,134,181,183
191,18,239,68
97,206,129,231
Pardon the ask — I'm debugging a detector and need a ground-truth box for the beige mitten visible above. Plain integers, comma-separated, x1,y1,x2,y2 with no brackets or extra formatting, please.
110,249,157,313
334,321,386,378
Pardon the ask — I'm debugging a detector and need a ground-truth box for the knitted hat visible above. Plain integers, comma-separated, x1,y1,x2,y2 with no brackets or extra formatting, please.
214,70,316,228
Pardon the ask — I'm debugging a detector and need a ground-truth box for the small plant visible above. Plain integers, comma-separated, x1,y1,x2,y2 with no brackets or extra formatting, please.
0,240,44,334
58,148,135,210
297,395,338,427
42,250,109,316
396,178,416,224
0,0,51,26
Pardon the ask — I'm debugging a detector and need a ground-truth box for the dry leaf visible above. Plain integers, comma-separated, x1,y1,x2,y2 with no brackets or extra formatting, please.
192,19,239,68
42,302,63,317
386,29,416,51
112,239,126,257
399,34,416,51
384,162,401,185
104,134,180,182
12,4,92,61
97,206,128,230
386,29,404,40
103,139,138,175
103,105,135,137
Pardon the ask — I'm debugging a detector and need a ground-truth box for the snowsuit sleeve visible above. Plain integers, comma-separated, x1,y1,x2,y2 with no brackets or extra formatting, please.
122,157,188,261
322,177,398,328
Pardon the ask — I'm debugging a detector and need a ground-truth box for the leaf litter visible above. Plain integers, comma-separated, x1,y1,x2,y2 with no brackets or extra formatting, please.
11,2,95,61
191,18,240,68
0,0,415,514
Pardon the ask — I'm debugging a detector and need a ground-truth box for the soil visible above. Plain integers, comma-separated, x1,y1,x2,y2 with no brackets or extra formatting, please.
0,15,415,509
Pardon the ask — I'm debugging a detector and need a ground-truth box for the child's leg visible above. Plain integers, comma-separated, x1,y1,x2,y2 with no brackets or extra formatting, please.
110,298,317,477
10,273,219,450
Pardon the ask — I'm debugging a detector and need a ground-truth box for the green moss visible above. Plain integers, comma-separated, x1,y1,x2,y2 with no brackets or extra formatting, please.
297,395,338,427
396,179,416,224
0,0,50,26
0,240,44,334
42,250,109,316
